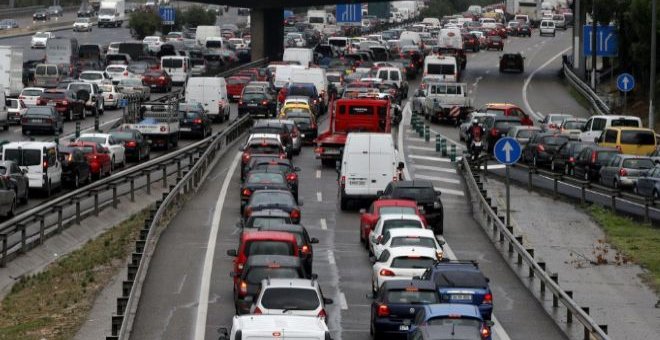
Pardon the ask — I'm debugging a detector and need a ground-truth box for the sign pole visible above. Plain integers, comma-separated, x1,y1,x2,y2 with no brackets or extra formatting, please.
506,164,510,228
650,0,657,128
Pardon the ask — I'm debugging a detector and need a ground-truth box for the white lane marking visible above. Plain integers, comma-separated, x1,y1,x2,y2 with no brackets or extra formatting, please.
193,152,241,340
317,191,322,202
175,274,187,294
522,47,571,120
407,137,426,142
413,164,457,174
414,174,461,185
316,169,322,178
433,186,465,197
327,250,336,265
407,145,436,152
320,218,327,230
339,292,349,310
409,154,452,163
485,70,491,74
398,103,412,180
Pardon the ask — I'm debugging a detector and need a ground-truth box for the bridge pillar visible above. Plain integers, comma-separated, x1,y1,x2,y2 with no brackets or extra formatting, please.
251,8,284,61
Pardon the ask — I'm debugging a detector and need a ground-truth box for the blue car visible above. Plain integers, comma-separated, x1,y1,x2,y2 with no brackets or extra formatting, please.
419,261,493,320
370,279,439,339
408,304,494,340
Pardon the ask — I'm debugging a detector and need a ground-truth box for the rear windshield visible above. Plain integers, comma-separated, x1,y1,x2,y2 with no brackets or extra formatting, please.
611,119,640,127
379,207,416,215
245,241,294,256
391,257,435,269
76,146,95,154
386,289,438,304
227,77,247,85
327,75,342,82
250,192,295,206
382,219,424,234
191,59,205,66
245,267,300,284
80,73,102,80
427,64,455,75
329,39,347,47
495,120,521,129
290,117,311,126
621,131,656,145
78,136,106,145
247,172,285,184
541,136,569,145
288,86,316,97
391,236,436,248
41,92,65,99
242,92,266,101
563,121,585,129
426,317,481,328
432,270,488,288
68,84,91,93
110,132,134,141
391,187,436,201
549,115,572,122
246,144,281,154
597,151,618,162
3,149,41,166
260,288,320,310
516,129,538,138
22,89,43,96
249,217,288,228
622,159,654,169
106,66,126,73
206,40,223,48
162,59,183,68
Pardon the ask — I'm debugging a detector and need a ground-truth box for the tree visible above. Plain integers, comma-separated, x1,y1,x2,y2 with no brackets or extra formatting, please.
178,5,217,29
128,10,162,39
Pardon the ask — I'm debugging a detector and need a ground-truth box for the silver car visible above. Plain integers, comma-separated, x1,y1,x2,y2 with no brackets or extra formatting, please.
599,155,655,189
538,113,573,132
506,125,543,146
116,78,150,101
0,177,17,217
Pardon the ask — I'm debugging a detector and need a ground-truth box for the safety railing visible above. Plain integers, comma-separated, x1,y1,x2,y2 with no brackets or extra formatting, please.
563,62,611,115
460,157,611,340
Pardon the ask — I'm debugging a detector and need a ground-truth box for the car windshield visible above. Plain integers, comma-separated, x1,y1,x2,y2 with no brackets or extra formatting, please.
621,131,656,145
247,172,285,184
250,217,288,228
427,64,455,75
597,151,618,162
390,256,435,269
41,92,66,99
245,267,300,284
611,119,640,127
426,317,481,328
327,75,342,82
386,289,438,304
76,18,89,23
110,131,134,141
549,115,572,122
250,192,294,206
379,207,416,215
382,219,423,234
99,85,113,92
242,92,266,101
245,241,293,256
80,73,102,80
290,117,311,126
78,136,106,144
106,66,126,73
260,288,320,310
26,107,53,115
68,84,91,92
162,59,183,68
495,120,521,129
622,159,654,169
563,121,585,129
391,236,436,248
119,79,142,86
3,149,41,166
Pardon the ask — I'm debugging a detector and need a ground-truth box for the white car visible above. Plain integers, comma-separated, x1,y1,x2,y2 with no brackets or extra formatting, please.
218,315,330,340
30,31,52,48
79,71,112,85
73,18,93,32
99,84,123,109
371,246,438,293
6,98,27,124
19,87,45,106
228,38,247,49
372,228,445,260
539,19,556,37
143,35,163,53
77,133,126,168
105,64,135,85
107,42,121,54
368,214,426,255
250,278,333,320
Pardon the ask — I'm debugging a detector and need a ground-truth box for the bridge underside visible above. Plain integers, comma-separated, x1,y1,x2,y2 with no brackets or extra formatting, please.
198,0,386,10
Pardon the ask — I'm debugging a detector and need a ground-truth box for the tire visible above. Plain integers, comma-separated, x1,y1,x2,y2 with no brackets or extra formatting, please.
435,220,444,235
8,199,15,217
21,187,28,204
45,180,51,197
2,123,7,131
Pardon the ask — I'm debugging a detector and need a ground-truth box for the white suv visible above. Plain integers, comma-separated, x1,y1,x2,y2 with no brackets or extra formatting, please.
251,278,333,320
540,20,556,37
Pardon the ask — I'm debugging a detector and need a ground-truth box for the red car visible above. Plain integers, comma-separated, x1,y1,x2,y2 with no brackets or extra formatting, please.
227,76,251,102
480,103,534,126
226,231,299,284
359,199,428,247
486,36,504,51
38,89,85,121
142,69,172,92
69,141,112,179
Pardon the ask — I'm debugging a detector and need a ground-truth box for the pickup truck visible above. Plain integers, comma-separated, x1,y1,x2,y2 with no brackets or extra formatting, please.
421,82,472,125
122,102,180,150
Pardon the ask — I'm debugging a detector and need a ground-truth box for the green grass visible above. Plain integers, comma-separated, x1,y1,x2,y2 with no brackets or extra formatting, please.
587,205,660,293
0,210,149,340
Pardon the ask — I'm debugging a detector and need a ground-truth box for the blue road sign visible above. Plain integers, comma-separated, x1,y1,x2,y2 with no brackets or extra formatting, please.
616,73,635,92
583,25,618,57
336,4,361,25
119,98,128,108
493,137,522,165
159,7,175,25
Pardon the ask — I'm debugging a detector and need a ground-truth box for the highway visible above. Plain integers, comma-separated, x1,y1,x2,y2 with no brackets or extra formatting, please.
130,28,574,340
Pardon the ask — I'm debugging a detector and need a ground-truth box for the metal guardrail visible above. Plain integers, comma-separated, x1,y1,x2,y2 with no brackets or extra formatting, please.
563,62,611,115
460,158,611,340
0,5,78,18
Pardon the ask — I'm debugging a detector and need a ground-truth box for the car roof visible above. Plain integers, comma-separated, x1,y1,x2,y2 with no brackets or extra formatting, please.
422,303,482,318
374,198,418,207
3,141,56,149
381,279,437,291
248,209,291,217
245,254,301,267
234,314,328,331
80,133,109,138
604,127,655,132
385,228,435,238
391,180,434,188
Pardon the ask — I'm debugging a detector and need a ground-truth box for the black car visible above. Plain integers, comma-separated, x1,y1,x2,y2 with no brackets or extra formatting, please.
240,139,287,178
463,33,480,52
57,146,91,188
242,155,287,181
238,90,275,118
21,106,64,135
0,161,29,204
232,255,307,315
240,170,292,213
47,5,63,17
379,180,444,234
33,10,50,22
285,110,317,143
518,24,532,37
285,82,322,113
248,158,300,201
522,133,570,167
572,146,620,181
179,110,212,139
78,3,96,17
243,189,301,224
109,129,150,162
483,116,523,153
500,53,524,73
257,223,319,276
550,141,592,175
240,209,293,229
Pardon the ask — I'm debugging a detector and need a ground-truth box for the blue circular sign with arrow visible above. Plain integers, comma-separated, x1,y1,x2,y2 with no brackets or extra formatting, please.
616,73,635,93
493,137,522,165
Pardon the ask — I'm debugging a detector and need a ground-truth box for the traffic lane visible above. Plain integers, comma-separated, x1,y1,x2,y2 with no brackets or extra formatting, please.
11,9,80,32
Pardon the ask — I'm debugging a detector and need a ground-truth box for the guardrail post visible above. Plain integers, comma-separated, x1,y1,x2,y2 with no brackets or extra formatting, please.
611,193,616,211
74,197,81,225
93,190,99,216
94,113,100,132
56,206,63,233
566,291,573,323
435,134,441,151
424,125,430,142
441,138,447,157
644,197,651,223
111,315,123,336
553,176,559,199
582,307,590,340
539,262,546,292
526,249,535,277
75,121,81,138
528,168,533,191
177,159,182,178
581,183,587,204
0,234,6,267
17,223,26,253
551,273,559,307
143,170,151,195
161,164,167,188
599,325,608,335
111,183,118,209
130,176,135,202
450,145,457,162
37,215,45,244
117,296,128,315
122,281,132,297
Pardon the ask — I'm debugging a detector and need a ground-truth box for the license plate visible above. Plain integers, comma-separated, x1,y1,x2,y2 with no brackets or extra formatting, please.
324,149,340,155
150,85,158,88
180,127,191,132
451,294,472,301
349,180,365,185
248,103,258,107
399,325,409,331
47,102,56,106
32,119,43,123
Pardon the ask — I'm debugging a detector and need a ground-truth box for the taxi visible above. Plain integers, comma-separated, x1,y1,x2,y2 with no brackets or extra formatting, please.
279,102,314,119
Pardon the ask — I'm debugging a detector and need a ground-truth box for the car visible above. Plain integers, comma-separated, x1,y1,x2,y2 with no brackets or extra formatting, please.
5,98,27,125
116,78,150,101
68,141,112,179
0,19,19,30
240,209,294,229
462,33,480,52
37,89,86,121
79,71,111,85
597,127,658,156
240,139,287,178
249,120,295,158
558,118,587,140
179,110,212,139
98,84,122,109
634,166,660,198
0,177,17,217
550,141,592,175
540,19,556,36
409,304,494,340
256,223,319,275
282,83,322,114
572,146,620,181
226,230,300,282
380,180,444,234
141,69,172,93
227,76,251,101
279,119,302,155
485,35,503,51
0,161,29,204
232,255,308,315
57,146,92,187
218,315,330,340
479,103,533,125
420,261,493,320
553,14,567,30
243,157,300,198
105,64,135,85
506,21,520,35
240,170,292,212
460,112,495,142
30,31,52,49
522,133,571,168
108,128,150,162
20,87,45,106
371,247,438,293
47,5,63,17
599,155,655,189
359,199,429,247
242,189,301,224
370,279,440,338
238,90,276,118
483,116,524,153
76,133,126,169
368,213,426,256
73,18,93,32
21,106,63,135
33,10,50,22
66,82,104,116
77,3,96,17
143,36,164,53
517,24,532,37
499,53,524,73
539,113,574,132
250,278,333,319
373,228,444,261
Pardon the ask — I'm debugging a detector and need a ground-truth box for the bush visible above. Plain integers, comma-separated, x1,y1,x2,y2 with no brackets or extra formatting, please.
128,10,162,40
178,5,216,28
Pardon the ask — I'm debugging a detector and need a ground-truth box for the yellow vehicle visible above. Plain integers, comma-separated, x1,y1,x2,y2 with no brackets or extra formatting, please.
597,127,657,156
279,102,314,119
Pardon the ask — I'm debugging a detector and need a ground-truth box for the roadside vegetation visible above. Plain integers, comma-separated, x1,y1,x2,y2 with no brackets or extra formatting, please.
0,210,148,340
129,5,217,38
587,205,660,293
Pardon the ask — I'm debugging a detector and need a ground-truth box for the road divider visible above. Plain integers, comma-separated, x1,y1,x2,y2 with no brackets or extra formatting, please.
0,18,97,39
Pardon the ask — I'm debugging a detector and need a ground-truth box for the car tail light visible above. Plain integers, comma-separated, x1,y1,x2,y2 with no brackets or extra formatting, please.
253,306,262,314
286,173,297,182
568,156,575,163
279,153,286,159
615,145,622,152
158,76,166,80
481,324,491,339
490,128,499,137
62,100,68,106
379,268,395,277
315,147,324,155
238,100,243,105
242,152,250,163
537,144,545,152
43,160,48,170
123,71,128,76
244,206,252,217
261,99,268,106
483,292,493,304
393,175,398,182
591,151,597,164
238,280,248,296
126,141,137,148
340,175,345,188
377,304,390,317
290,208,300,220
193,118,202,124
21,117,28,124
301,245,310,254
619,168,628,177
242,188,252,197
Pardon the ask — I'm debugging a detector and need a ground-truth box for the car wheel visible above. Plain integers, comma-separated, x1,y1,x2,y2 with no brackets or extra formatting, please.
21,187,28,204
340,193,348,211
45,180,51,197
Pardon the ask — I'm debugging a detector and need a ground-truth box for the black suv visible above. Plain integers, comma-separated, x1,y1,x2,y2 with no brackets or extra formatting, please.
379,180,444,234
499,53,525,73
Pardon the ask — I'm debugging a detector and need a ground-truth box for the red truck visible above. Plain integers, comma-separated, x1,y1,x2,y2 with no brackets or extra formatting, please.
314,97,391,167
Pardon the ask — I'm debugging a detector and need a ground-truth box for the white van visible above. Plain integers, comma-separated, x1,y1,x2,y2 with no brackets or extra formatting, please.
423,55,459,82
290,68,328,106
328,36,349,53
218,315,330,340
273,64,304,90
205,37,225,51
579,115,643,143
438,28,464,49
195,25,221,45
514,14,530,26
283,48,314,67
399,31,422,47
184,77,230,122
339,133,397,210
160,56,190,86
540,20,556,37
376,67,406,95
421,17,441,28
2,141,62,196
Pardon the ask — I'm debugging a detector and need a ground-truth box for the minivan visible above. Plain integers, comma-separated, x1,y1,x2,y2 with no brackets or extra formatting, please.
184,77,230,122
579,115,642,143
540,20,556,37
33,64,64,88
597,127,657,156
160,56,190,86
2,141,62,196
339,133,397,210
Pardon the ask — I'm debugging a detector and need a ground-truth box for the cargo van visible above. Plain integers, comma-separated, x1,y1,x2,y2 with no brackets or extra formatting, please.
399,31,421,47
328,36,349,52
290,68,328,107
205,37,225,51
579,115,642,143
160,56,190,86
33,64,65,88
2,141,62,196
45,37,78,77
218,315,331,340
597,127,657,156
273,64,304,89
339,133,397,210
184,77,230,122
283,48,314,67
423,55,459,82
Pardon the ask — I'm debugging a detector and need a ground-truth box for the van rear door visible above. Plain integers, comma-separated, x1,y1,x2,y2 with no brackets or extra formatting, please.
344,137,370,196
368,135,395,194
3,147,44,188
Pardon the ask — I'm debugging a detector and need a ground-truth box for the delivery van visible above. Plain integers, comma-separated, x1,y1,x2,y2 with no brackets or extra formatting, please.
184,77,230,122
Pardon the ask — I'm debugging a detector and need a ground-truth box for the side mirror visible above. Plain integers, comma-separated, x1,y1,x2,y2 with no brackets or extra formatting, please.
537,119,543,123
226,249,237,257
311,273,319,280
294,166,301,172
217,327,230,340
435,190,442,196
335,161,341,173
310,237,319,244
376,235,383,244
323,297,334,304
21,169,27,175
437,239,446,246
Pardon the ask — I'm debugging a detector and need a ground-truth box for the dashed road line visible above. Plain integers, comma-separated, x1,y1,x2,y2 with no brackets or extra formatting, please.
413,164,457,174
317,191,323,202
320,218,327,230
316,169,322,178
